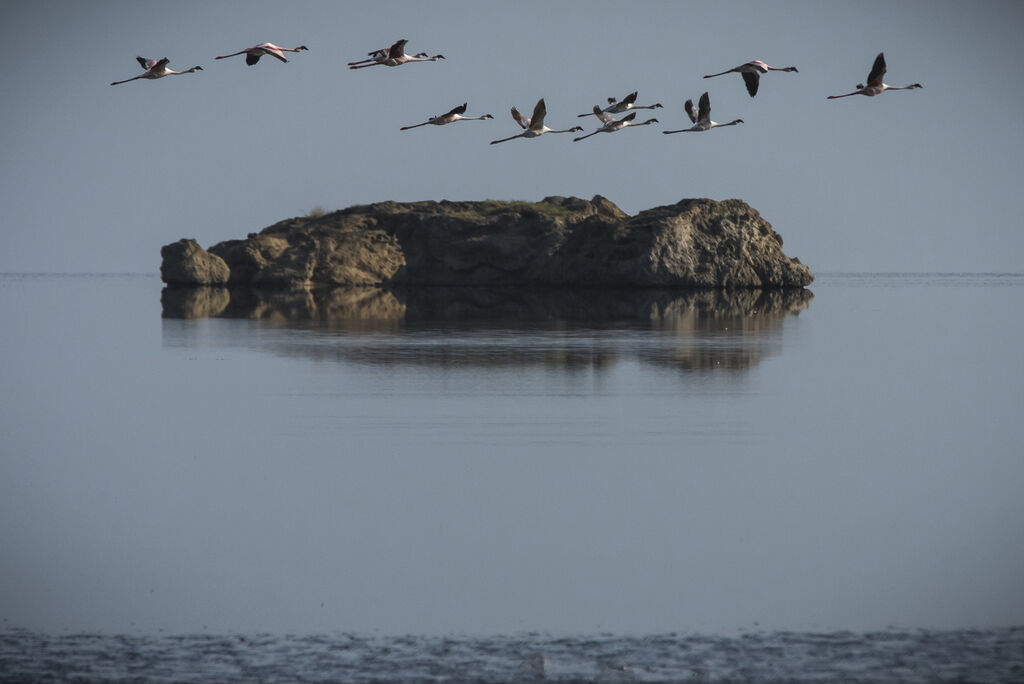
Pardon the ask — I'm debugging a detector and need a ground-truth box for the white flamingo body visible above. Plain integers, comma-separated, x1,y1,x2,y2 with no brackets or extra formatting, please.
703,60,798,97
400,103,493,130
490,99,583,144
110,57,203,85
574,107,659,141
348,39,444,69
215,42,308,65
577,90,663,117
663,92,743,133
827,52,922,99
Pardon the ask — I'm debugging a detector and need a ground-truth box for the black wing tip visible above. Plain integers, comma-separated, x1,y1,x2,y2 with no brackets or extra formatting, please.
742,71,760,96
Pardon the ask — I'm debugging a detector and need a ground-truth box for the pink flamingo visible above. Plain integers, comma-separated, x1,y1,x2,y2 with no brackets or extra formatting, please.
574,107,659,141
490,99,582,144
215,43,308,65
663,92,743,133
577,91,663,117
703,60,798,97
110,57,202,85
348,39,444,69
400,103,493,130
827,52,922,99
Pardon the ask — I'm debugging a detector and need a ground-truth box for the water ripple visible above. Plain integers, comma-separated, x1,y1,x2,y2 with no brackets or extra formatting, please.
2,628,1021,683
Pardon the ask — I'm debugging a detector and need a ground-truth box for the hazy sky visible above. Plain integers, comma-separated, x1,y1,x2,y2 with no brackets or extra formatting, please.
2,1,1023,275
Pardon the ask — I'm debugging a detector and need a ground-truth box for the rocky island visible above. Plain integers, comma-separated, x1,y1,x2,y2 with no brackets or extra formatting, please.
160,196,813,290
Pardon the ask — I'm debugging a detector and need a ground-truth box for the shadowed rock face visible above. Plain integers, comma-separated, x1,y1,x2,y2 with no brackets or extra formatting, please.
161,196,813,289
160,239,230,286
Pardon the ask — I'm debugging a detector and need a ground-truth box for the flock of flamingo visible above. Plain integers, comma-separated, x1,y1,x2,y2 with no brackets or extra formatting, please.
110,39,922,143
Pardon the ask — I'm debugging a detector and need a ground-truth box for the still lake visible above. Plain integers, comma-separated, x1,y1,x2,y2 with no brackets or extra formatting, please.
1,273,1022,679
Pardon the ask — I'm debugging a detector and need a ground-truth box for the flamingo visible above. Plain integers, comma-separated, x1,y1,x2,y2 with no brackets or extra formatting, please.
400,103,493,130
827,52,922,99
573,107,659,141
663,92,743,133
348,39,444,69
110,57,203,85
215,42,308,65
490,99,583,144
577,91,663,117
703,60,798,97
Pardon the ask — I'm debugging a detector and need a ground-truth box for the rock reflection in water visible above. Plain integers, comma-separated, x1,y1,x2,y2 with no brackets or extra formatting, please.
161,286,405,324
160,286,812,373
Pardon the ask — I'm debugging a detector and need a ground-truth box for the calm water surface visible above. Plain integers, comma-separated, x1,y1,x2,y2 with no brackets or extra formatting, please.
1,273,1022,680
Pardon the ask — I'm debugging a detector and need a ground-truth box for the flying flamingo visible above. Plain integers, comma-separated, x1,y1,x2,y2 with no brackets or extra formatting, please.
215,43,308,65
827,52,922,99
703,60,798,97
490,99,583,144
110,57,203,85
348,39,444,69
574,107,659,141
400,103,493,130
663,92,743,133
577,91,663,117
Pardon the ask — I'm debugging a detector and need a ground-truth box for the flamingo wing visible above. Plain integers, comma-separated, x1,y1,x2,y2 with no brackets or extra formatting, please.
621,91,638,105
742,71,760,97
866,52,886,88
256,44,288,62
594,106,614,125
245,52,262,65
152,58,170,72
388,39,408,59
621,112,637,123
684,99,698,124
511,107,530,129
529,98,547,130
697,92,711,124
135,56,152,70
445,103,468,117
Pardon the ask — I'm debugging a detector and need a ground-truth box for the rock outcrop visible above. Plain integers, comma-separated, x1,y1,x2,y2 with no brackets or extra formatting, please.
160,238,230,286
161,196,813,289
